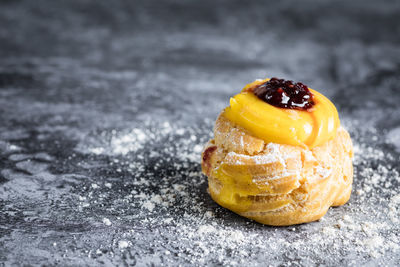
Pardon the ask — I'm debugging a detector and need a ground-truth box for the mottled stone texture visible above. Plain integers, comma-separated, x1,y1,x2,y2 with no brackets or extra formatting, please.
0,0,400,266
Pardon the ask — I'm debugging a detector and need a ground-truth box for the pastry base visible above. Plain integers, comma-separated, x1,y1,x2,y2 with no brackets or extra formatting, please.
202,114,354,226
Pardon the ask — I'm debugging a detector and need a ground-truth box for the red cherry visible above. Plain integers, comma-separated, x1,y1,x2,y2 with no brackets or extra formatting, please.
252,78,315,110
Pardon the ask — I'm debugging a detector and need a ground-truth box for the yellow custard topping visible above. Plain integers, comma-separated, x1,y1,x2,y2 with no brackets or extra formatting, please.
222,79,340,148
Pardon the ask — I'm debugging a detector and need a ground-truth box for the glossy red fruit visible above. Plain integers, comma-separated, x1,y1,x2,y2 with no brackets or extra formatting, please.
253,78,315,110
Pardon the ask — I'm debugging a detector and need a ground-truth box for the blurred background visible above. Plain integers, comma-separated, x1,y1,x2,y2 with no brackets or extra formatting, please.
0,0,400,266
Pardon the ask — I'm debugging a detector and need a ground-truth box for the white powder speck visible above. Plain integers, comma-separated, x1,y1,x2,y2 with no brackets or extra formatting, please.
204,211,213,218
150,194,163,205
118,240,130,249
315,165,332,179
176,128,185,135
89,147,104,155
103,218,112,226
194,144,203,153
364,236,385,257
134,193,147,199
9,145,20,151
142,201,155,212
164,218,173,224
198,225,216,234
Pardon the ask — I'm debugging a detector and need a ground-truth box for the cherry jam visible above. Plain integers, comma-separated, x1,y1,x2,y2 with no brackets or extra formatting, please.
252,78,315,110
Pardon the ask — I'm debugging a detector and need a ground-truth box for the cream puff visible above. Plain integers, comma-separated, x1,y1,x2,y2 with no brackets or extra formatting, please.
201,78,353,226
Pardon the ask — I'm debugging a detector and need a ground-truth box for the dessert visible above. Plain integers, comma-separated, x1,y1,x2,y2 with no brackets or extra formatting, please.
201,78,353,226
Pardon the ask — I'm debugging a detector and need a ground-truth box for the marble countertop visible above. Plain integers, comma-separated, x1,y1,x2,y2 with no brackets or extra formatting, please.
1,0,400,266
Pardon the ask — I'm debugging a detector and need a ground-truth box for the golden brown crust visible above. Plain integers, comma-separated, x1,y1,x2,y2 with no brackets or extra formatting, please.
201,113,354,226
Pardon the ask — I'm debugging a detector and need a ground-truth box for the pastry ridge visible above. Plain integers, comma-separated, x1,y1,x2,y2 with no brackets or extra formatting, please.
202,113,353,226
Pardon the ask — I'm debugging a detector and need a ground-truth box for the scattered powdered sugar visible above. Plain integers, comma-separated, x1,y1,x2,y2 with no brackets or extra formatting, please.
226,143,291,166
118,240,130,249
102,218,112,226
388,194,400,223
315,165,332,179
110,128,148,155
142,200,155,212
227,151,280,165
72,115,400,265
77,122,179,156
303,149,316,161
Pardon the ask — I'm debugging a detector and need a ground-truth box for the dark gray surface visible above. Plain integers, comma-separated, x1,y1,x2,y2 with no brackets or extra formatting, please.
1,0,400,266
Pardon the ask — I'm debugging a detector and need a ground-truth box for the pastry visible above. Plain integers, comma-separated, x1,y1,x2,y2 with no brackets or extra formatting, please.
201,78,353,226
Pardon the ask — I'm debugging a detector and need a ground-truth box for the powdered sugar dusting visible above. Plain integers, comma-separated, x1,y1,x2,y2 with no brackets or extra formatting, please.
226,151,280,165
315,165,332,178
69,114,400,265
1,1,399,265
226,143,293,166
